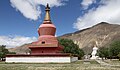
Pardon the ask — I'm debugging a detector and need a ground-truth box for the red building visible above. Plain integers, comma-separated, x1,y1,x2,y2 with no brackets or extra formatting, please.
28,4,63,54
6,4,78,63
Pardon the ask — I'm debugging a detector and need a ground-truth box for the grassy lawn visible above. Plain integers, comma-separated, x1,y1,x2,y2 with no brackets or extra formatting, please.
0,60,120,70
104,59,120,65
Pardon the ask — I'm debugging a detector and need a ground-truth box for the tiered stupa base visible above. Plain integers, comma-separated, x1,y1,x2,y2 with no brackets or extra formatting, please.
6,53,78,63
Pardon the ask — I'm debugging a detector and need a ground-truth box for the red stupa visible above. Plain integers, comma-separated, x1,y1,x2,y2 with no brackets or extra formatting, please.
29,4,63,54
6,4,78,63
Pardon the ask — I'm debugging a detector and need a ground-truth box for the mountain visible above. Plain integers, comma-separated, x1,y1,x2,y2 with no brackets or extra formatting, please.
59,22,120,54
8,22,120,54
8,44,30,54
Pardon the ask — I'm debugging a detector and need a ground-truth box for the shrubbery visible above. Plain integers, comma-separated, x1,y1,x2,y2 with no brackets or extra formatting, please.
97,40,120,60
0,45,16,61
58,38,84,59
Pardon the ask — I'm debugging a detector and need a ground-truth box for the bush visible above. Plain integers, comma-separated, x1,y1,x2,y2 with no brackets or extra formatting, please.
97,47,109,60
58,38,84,59
109,40,120,58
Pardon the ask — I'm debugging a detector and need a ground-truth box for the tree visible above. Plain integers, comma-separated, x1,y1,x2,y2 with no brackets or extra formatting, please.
117,52,120,61
0,45,9,61
109,40,120,58
97,47,109,60
58,38,84,59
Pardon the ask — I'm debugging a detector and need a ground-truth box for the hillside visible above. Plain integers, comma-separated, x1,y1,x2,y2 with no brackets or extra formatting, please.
59,22,120,54
8,44,30,54
8,22,120,54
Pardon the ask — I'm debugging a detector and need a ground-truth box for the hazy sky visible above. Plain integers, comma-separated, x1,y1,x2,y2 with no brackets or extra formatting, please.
0,0,120,47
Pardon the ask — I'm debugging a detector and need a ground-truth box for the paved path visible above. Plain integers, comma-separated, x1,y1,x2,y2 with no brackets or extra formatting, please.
96,59,111,66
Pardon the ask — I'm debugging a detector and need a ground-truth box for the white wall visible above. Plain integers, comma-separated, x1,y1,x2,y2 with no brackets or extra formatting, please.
6,57,78,63
6,57,71,63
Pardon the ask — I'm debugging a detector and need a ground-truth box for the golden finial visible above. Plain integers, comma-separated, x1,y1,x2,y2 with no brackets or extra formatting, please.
44,3,51,21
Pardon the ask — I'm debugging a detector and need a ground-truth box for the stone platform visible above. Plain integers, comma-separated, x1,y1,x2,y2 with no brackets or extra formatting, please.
6,53,78,63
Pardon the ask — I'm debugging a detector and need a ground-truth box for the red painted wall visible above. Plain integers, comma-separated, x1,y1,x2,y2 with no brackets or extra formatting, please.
30,47,63,54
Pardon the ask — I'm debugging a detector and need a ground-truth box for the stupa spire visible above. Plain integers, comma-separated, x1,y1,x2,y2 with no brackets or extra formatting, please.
44,4,51,21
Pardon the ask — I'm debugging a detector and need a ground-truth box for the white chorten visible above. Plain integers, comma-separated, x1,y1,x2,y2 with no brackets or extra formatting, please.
90,46,98,59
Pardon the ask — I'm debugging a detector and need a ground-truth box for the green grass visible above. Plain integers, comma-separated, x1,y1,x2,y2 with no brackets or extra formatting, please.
89,60,99,64
0,60,120,70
